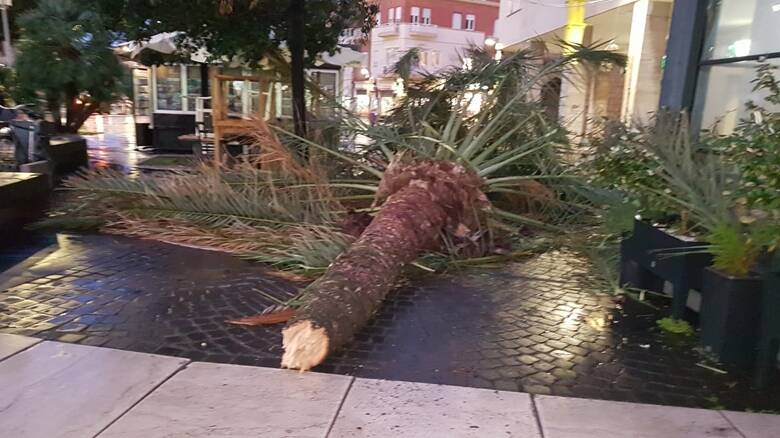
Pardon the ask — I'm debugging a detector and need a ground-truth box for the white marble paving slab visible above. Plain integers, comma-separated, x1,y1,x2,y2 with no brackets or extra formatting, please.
536,395,742,438
0,333,41,361
721,410,780,437
328,378,541,438
99,362,353,438
0,341,188,438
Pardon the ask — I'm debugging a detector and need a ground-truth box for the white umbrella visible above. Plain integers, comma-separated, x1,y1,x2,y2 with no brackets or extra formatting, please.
127,32,211,63
318,46,367,67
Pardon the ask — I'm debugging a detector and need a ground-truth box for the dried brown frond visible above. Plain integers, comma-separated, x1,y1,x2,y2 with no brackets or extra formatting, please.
104,216,272,255
235,117,324,182
226,308,296,326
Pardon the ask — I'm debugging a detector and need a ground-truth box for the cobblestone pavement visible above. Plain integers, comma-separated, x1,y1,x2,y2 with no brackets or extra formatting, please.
1,233,778,412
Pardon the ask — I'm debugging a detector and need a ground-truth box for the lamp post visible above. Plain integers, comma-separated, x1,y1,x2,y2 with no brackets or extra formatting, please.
0,0,12,67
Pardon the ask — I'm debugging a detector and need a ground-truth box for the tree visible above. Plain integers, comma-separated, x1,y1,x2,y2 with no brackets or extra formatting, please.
103,0,376,137
15,0,124,133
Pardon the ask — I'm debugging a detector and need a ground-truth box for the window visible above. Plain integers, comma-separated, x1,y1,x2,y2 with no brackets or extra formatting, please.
388,8,394,23
693,59,780,133
133,69,151,117
185,66,202,112
692,0,780,133
700,0,778,62
155,65,182,111
154,65,206,112
419,50,439,67
309,70,339,117
411,7,420,24
395,6,402,22
422,8,431,25
509,0,522,15
465,14,475,31
452,13,462,29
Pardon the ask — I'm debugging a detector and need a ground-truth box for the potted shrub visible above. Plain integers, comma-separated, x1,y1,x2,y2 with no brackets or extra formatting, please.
591,120,713,318
699,222,775,365
697,65,780,365
640,120,779,365
620,218,713,318
592,64,780,367
754,251,780,387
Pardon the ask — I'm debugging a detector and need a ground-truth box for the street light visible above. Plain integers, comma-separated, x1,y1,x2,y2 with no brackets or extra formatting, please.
484,37,497,47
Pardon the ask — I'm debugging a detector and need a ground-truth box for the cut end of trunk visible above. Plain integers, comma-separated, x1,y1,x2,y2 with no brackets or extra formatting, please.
281,320,329,371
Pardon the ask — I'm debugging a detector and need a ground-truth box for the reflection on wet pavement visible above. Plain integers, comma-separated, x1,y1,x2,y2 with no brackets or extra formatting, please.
82,115,149,173
0,236,778,412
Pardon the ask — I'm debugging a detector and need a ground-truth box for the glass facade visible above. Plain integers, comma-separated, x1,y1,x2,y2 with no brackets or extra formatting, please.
155,65,182,111
185,66,203,112
693,0,780,133
152,64,339,119
700,0,780,61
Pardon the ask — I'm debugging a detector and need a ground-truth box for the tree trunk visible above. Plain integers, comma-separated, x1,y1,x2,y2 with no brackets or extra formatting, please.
281,159,488,370
288,0,307,138
64,101,94,134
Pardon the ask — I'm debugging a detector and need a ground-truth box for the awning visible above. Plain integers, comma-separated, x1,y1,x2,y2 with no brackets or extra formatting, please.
117,32,211,63
119,33,365,68
318,47,367,67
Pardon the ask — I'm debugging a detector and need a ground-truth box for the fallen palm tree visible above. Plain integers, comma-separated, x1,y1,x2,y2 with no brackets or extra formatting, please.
278,46,625,369
44,46,624,371
282,158,489,369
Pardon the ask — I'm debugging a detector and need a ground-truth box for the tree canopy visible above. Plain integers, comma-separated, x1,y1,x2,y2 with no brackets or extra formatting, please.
15,0,125,132
104,0,374,65
101,0,376,135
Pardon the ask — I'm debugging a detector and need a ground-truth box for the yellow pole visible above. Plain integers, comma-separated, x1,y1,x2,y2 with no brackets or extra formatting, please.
563,0,586,54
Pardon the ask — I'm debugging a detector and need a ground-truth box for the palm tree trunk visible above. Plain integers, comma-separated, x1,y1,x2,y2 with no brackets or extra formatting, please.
281,159,487,370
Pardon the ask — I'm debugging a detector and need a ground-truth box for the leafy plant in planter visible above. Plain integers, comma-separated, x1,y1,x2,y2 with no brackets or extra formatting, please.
589,117,715,318
642,108,779,366
714,63,780,213
589,121,679,225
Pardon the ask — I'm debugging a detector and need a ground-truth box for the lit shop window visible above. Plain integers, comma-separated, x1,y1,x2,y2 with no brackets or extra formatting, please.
155,65,182,111
692,0,780,133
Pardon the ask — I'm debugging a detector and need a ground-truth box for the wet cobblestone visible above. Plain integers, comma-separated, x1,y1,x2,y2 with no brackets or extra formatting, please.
1,233,778,412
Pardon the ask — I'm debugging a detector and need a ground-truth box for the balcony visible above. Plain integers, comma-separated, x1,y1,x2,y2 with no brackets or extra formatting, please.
376,22,439,39
376,23,400,38
407,23,437,38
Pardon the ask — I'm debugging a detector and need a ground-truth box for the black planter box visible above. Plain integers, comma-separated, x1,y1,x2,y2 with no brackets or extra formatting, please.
135,123,152,147
620,219,713,318
754,256,780,387
0,172,50,244
44,135,89,178
152,113,196,152
700,268,763,365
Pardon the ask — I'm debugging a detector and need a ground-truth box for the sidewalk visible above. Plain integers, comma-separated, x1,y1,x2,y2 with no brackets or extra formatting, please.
1,333,777,438
3,233,777,411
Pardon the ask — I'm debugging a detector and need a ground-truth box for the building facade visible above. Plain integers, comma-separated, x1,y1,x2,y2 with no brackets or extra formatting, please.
494,0,780,136
662,0,780,134
495,0,674,139
350,0,499,115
